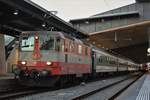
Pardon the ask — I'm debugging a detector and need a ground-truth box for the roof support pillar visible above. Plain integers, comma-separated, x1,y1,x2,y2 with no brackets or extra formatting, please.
148,27,150,48
0,34,6,74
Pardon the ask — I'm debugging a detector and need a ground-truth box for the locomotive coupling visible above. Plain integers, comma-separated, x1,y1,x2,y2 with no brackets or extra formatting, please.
30,70,40,79
40,70,50,77
30,69,50,78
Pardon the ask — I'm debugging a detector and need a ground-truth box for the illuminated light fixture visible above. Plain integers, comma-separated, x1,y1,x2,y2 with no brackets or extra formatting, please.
46,62,52,65
35,36,39,40
147,48,150,53
85,21,89,24
42,22,46,27
49,11,58,15
13,10,19,15
21,61,26,65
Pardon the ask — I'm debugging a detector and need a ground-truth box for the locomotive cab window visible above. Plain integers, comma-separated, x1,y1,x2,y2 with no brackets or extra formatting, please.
40,35,54,50
21,33,55,51
21,36,34,51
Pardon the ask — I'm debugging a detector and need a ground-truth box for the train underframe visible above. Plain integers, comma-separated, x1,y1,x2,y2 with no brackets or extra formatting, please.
15,68,138,87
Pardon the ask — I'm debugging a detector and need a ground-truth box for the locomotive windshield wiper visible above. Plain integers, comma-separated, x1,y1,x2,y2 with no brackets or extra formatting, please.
21,44,34,47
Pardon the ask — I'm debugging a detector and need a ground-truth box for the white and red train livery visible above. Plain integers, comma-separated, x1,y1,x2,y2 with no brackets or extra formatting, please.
14,31,140,87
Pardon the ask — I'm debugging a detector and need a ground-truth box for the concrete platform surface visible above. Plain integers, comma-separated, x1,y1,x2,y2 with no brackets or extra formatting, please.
0,73,14,80
116,73,150,100
136,73,150,100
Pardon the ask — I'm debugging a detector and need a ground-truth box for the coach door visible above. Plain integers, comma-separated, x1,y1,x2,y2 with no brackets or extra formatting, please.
91,50,96,74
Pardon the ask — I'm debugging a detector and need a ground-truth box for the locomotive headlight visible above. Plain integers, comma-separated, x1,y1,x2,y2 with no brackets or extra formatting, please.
46,61,52,65
21,61,26,65
35,36,39,40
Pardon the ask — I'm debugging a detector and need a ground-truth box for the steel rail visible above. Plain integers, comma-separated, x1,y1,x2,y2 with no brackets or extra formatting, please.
71,73,143,100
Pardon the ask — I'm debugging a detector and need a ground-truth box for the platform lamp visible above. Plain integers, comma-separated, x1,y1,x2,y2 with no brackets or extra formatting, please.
13,9,19,15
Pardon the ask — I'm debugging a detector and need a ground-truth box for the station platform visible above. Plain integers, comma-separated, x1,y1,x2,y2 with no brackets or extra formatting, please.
0,73,14,80
116,73,150,100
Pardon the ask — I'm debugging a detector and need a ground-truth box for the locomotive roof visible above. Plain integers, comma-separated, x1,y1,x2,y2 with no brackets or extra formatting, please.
21,31,84,44
22,31,64,37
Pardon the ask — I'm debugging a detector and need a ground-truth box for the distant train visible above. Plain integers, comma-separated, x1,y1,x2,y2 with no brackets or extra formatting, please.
14,31,140,87
140,63,150,72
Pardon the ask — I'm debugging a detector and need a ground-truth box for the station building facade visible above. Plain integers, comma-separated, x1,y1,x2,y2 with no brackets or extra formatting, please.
70,0,150,34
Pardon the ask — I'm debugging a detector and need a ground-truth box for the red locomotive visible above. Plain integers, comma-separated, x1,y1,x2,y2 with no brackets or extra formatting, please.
14,31,139,87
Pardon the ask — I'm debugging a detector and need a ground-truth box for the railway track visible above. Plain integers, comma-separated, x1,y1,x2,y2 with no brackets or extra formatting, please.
71,73,144,100
108,74,143,100
0,87,52,100
0,72,143,100
0,79,56,100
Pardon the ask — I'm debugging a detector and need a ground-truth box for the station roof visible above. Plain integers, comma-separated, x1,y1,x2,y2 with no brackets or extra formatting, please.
70,1,150,63
88,20,150,49
86,20,150,63
70,11,139,23
136,0,150,2
0,0,87,38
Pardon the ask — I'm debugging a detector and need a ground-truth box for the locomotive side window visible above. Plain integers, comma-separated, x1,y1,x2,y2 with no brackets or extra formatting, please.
78,45,82,54
85,47,88,56
21,36,34,51
65,40,69,52
70,41,75,53
40,35,54,50
61,39,65,52
55,38,60,51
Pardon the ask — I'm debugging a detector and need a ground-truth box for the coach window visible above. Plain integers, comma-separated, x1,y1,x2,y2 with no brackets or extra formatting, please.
98,58,101,63
104,56,107,63
99,57,102,63
101,56,105,63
